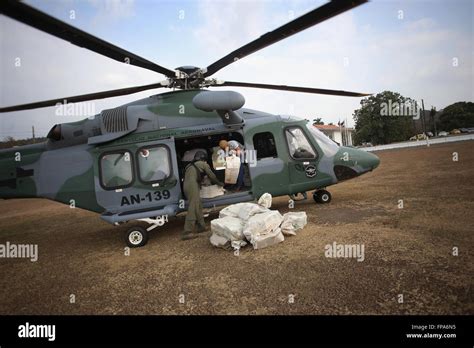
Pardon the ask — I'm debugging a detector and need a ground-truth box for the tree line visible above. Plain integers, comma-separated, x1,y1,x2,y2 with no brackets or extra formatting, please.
0,136,47,149
352,91,474,145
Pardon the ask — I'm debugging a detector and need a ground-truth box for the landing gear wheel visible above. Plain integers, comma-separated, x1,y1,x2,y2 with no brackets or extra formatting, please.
125,226,148,248
313,190,332,204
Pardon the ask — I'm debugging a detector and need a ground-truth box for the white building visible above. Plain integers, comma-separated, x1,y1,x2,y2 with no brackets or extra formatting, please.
314,124,354,146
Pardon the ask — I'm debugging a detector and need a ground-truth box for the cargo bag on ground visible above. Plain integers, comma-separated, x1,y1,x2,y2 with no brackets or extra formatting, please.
252,227,284,250
243,210,283,242
280,212,307,236
219,202,269,220
210,216,245,241
209,193,306,251
257,193,272,209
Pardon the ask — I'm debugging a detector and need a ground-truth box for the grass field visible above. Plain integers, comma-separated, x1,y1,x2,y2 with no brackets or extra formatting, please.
0,141,472,315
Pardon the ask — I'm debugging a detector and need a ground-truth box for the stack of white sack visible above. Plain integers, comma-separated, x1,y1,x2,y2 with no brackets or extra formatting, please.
209,193,307,251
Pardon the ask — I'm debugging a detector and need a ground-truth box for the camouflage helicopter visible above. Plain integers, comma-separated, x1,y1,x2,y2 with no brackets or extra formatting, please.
0,0,379,247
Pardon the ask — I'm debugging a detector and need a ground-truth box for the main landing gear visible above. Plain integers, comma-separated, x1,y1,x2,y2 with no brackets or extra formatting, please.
124,215,168,248
313,189,332,204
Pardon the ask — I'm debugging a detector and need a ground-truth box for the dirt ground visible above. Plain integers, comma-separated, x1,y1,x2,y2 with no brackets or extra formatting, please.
0,141,473,315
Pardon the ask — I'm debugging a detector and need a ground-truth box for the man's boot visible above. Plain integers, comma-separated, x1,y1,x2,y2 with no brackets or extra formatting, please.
182,232,199,240
196,224,208,233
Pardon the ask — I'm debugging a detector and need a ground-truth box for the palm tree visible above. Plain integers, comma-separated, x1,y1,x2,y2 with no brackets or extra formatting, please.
313,118,324,125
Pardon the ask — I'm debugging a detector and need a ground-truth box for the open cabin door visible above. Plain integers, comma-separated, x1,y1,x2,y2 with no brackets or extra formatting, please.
93,137,181,219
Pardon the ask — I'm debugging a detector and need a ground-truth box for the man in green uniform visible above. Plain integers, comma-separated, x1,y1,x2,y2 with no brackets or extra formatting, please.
183,151,224,240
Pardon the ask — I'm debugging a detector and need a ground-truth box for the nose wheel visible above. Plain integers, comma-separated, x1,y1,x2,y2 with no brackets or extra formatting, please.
313,189,332,204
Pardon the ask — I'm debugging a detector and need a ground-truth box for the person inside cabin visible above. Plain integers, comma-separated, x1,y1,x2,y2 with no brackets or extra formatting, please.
182,151,224,240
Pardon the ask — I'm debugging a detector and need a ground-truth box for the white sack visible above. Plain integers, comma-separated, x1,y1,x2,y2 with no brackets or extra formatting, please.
257,193,272,209
210,233,230,249
252,228,285,250
280,212,308,236
212,146,226,170
231,240,247,250
210,216,245,241
219,202,269,220
225,156,240,184
243,210,283,242
200,184,225,199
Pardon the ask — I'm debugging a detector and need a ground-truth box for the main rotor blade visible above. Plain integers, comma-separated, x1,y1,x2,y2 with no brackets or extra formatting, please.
0,81,169,113
202,0,367,77
0,0,176,78
211,81,370,97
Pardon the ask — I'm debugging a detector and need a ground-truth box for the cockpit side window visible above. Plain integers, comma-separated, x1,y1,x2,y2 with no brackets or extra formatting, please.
285,127,317,160
306,124,340,157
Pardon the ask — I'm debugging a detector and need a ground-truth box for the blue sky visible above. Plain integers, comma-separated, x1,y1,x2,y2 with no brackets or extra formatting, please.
1,0,473,139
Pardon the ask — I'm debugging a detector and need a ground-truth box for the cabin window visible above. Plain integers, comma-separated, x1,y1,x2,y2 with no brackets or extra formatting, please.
285,127,317,159
253,132,278,159
100,151,133,189
137,146,171,183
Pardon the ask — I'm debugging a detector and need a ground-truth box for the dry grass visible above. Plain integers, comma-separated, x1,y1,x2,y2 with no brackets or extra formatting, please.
0,141,472,314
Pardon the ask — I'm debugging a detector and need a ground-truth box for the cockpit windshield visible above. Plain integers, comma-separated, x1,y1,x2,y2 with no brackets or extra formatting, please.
306,124,340,156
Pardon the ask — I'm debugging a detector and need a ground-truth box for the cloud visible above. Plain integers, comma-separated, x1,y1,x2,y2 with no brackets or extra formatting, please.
87,0,135,20
193,0,267,56
404,17,436,31
190,0,473,123
1,0,472,139
0,15,159,139
371,17,473,105
191,0,370,124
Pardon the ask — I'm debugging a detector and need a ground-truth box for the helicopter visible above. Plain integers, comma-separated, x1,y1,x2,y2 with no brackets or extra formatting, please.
0,0,380,247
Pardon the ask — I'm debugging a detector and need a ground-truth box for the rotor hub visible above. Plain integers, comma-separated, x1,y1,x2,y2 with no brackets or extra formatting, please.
175,66,201,77
172,66,206,89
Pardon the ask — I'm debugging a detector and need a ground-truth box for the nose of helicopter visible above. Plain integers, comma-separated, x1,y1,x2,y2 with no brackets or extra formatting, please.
332,147,380,181
362,150,380,170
